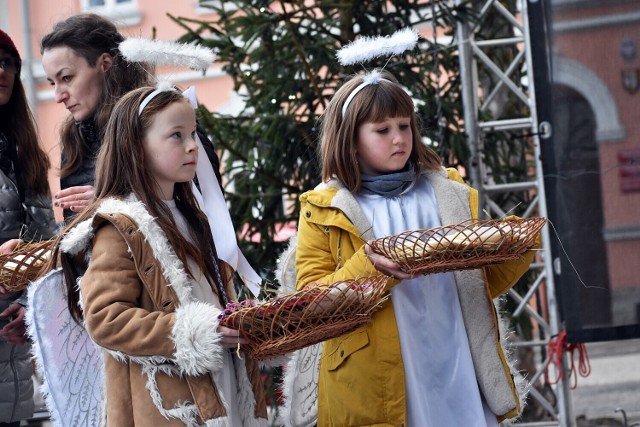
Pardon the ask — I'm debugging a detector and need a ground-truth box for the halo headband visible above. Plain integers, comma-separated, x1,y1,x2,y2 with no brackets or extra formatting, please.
336,27,419,67
137,81,186,115
336,28,418,118
119,38,215,72
341,70,391,118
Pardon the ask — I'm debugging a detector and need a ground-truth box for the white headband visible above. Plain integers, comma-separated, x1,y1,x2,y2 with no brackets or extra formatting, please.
138,81,178,115
341,70,391,118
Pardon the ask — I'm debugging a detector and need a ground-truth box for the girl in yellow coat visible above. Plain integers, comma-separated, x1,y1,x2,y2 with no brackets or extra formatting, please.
293,70,537,426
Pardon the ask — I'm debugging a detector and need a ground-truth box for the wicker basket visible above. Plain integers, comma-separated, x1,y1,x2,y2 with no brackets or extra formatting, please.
218,276,388,360
369,217,546,275
0,240,53,293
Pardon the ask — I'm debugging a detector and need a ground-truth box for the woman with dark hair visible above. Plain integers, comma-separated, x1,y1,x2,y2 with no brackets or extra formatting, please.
0,29,55,427
41,13,155,218
41,13,221,220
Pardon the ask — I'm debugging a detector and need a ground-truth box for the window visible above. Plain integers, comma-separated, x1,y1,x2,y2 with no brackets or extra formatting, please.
81,0,141,26
195,1,237,16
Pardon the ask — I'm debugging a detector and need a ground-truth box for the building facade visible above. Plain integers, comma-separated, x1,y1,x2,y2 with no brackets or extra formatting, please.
0,0,235,222
550,0,640,336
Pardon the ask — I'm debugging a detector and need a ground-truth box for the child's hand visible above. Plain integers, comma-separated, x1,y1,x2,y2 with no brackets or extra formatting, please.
0,303,27,345
365,243,413,280
54,185,95,212
216,325,248,348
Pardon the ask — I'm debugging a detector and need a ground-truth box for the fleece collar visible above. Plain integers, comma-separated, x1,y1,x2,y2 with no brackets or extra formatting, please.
60,194,193,305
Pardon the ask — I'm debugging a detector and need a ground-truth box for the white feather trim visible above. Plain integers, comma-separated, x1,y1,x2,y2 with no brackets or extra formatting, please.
172,301,225,376
274,234,298,293
119,38,215,71
337,27,419,66
60,218,95,256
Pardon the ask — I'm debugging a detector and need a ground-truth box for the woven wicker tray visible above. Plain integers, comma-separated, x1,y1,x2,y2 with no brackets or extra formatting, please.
0,240,53,293
218,276,388,360
369,217,546,275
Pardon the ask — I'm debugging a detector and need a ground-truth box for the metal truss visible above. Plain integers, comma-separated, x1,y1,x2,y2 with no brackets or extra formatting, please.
455,0,571,425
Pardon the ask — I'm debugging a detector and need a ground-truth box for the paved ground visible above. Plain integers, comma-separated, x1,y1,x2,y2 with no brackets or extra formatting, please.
569,338,640,426
22,338,640,427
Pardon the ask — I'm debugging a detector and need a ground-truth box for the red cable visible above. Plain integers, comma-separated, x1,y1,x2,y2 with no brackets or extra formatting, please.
544,330,591,389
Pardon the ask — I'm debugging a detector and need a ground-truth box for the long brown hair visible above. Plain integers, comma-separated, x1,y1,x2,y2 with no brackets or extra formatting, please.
319,69,441,192
55,87,221,323
40,13,154,178
0,55,50,195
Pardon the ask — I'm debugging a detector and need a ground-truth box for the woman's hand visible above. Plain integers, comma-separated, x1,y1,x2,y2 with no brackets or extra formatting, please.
365,242,413,280
54,185,95,212
0,239,21,255
0,303,27,345
0,239,21,298
216,325,248,348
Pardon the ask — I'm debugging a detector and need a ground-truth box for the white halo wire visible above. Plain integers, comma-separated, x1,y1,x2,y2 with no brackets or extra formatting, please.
337,28,419,118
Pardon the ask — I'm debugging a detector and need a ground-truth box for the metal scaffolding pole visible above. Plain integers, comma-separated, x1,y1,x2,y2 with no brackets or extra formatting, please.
455,0,572,425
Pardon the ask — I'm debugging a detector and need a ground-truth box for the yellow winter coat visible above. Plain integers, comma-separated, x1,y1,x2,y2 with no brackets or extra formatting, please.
295,168,538,427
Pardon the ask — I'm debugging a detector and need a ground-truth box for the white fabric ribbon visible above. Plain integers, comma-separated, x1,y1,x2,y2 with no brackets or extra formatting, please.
182,86,262,297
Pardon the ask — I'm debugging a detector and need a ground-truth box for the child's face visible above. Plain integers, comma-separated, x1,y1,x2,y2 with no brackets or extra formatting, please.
356,116,413,175
142,100,198,200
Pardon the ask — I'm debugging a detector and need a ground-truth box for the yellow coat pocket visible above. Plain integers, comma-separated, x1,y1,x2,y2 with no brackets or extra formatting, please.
325,329,369,371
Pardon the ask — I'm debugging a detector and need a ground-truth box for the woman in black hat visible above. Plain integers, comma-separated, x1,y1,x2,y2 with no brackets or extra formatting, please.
0,28,55,427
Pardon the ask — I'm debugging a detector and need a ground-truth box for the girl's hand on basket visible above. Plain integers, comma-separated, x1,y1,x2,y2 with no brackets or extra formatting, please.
217,325,249,348
54,185,95,212
365,243,413,281
0,239,21,255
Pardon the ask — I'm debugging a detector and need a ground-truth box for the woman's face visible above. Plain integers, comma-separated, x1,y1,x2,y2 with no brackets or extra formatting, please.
0,48,16,106
42,46,111,121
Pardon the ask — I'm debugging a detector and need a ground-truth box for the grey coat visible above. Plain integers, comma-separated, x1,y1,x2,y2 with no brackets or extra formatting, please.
0,167,56,244
0,164,55,422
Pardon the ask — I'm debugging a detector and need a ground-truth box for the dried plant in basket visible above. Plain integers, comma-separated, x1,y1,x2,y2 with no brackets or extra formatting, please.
0,240,53,293
369,217,546,276
218,276,388,360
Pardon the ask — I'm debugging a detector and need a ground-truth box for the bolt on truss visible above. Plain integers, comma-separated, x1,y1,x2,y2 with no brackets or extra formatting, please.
455,0,572,425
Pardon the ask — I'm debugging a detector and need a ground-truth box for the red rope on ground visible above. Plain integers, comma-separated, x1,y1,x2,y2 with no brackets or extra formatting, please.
544,330,591,389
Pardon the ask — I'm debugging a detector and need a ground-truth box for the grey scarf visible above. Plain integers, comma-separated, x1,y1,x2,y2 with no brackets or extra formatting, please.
360,163,417,197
